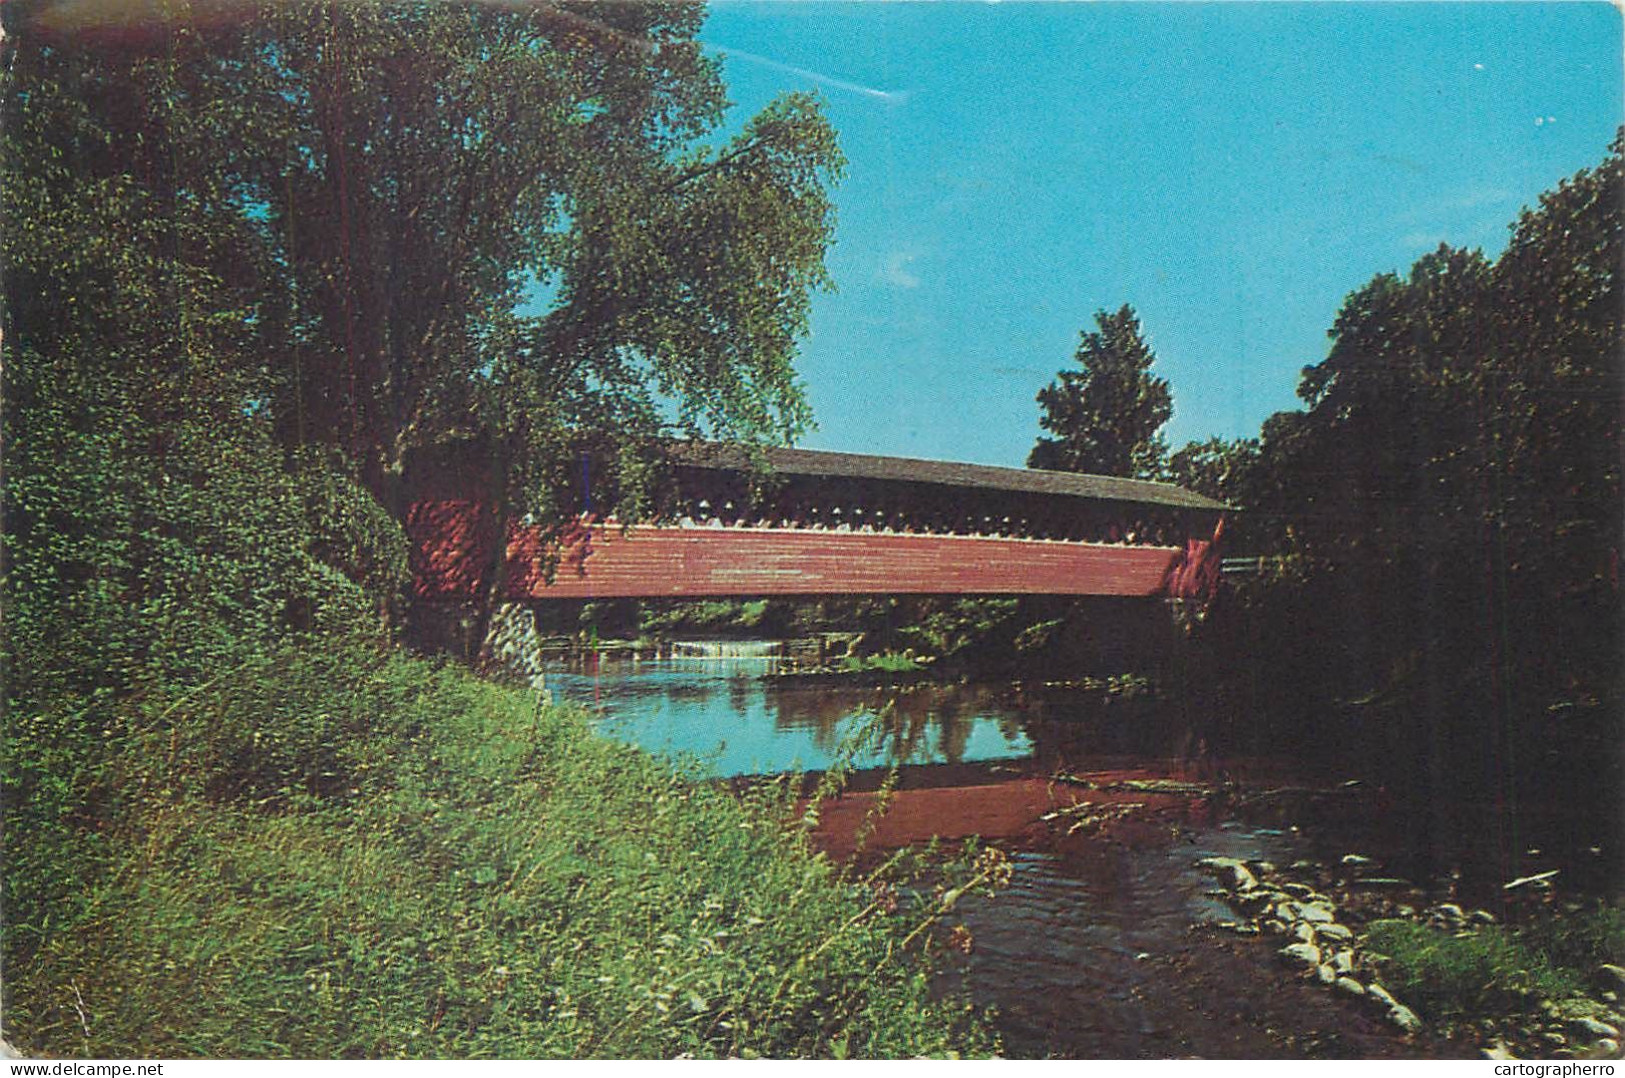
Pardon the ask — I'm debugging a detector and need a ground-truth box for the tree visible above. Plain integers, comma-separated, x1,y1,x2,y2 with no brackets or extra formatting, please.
1028,304,1172,478
2,10,408,703
1488,130,1622,696
1164,436,1259,506
1222,135,1622,839
4,1,843,523
4,1,845,653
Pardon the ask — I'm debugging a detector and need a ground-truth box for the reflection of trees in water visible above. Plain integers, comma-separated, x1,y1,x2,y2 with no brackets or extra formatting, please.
765,682,1013,765
1013,688,1212,768
726,677,754,716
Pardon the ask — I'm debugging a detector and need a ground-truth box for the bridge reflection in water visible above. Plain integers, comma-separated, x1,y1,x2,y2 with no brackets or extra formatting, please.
407,443,1229,602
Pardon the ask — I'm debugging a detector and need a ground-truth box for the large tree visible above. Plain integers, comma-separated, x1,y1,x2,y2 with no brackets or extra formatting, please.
5,0,842,523
1229,135,1622,803
1028,304,1172,478
2,0,847,683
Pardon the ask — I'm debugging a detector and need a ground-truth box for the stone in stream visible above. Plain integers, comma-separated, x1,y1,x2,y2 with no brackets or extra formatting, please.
1296,902,1336,924
1386,1003,1424,1034
1212,920,1261,936
1598,964,1625,996
1231,890,1277,915
1314,963,1338,985
1263,917,1289,936
1315,922,1354,943
1504,868,1560,892
1366,982,1399,1010
1278,942,1321,969
1197,856,1260,893
1334,976,1367,999
1595,1039,1620,1058
1330,950,1356,976
1567,1016,1621,1041
1292,921,1318,944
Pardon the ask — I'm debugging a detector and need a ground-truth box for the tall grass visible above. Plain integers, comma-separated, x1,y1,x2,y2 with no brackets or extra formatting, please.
836,652,923,674
1364,910,1624,1023
3,642,994,1058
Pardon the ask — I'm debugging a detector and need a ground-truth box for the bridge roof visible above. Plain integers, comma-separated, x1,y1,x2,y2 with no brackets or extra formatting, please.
672,443,1228,512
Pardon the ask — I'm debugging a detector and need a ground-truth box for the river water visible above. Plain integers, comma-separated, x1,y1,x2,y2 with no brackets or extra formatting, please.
541,646,1598,1058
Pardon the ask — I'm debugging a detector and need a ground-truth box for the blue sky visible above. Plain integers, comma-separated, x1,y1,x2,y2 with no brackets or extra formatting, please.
701,1,1623,468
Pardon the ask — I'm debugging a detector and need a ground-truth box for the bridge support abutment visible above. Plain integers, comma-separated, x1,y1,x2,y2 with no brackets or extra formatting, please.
406,600,552,701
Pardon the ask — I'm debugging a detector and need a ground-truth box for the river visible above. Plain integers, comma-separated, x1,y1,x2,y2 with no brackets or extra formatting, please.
542,645,1605,1058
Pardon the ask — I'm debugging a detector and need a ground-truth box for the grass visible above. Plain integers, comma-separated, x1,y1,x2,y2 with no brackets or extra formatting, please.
1363,908,1624,1023
836,651,924,674
3,642,995,1059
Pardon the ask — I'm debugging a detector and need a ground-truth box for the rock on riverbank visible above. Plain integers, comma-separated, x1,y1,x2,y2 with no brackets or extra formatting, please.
1197,856,1425,1036
1197,855,1625,1060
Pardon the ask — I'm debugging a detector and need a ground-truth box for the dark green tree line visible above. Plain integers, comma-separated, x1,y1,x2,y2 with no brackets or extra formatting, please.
1197,135,1622,878
1244,136,1621,715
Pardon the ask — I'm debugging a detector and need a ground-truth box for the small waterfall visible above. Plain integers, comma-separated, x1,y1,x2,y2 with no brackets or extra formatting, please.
670,639,786,660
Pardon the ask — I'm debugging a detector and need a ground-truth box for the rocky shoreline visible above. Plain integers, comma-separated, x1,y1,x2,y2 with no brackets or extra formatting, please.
1197,853,1624,1060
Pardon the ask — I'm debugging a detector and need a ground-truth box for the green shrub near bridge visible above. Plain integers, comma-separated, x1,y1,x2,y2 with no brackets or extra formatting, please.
2,641,994,1059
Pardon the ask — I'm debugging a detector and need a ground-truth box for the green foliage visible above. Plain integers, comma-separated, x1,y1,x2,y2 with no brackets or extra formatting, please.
640,599,778,635
899,599,1021,663
0,9,955,1056
1029,304,1172,479
4,1,843,526
836,652,923,674
4,642,994,1059
1363,917,1604,1021
1215,133,1623,749
1518,904,1625,972
1163,436,1260,506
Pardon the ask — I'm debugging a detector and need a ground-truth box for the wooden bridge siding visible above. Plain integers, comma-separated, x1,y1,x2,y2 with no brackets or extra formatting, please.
409,508,1183,599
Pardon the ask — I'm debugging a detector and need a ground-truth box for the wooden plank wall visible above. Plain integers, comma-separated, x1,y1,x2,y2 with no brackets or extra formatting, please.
408,503,1184,599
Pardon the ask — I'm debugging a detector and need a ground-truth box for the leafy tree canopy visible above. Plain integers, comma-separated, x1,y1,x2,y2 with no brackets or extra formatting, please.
1,0,845,689
1164,436,1260,507
1240,132,1622,711
1028,304,1172,479
4,0,844,523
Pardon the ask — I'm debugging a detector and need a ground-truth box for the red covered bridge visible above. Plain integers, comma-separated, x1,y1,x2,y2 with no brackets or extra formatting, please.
406,443,1228,601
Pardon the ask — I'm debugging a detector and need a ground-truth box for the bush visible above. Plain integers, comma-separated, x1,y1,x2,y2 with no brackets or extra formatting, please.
3,641,995,1059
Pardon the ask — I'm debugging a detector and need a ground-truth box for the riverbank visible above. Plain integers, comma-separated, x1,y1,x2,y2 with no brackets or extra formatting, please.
803,759,1622,1059
2,641,993,1059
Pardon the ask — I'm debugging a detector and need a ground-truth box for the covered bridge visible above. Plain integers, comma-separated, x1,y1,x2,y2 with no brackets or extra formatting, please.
407,443,1228,601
